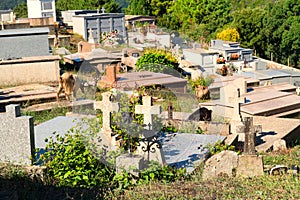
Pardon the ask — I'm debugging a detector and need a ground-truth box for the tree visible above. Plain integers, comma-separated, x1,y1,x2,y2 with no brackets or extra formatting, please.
55,0,121,13
232,8,266,57
262,0,300,67
13,2,27,18
216,28,240,42
135,48,178,72
126,0,151,15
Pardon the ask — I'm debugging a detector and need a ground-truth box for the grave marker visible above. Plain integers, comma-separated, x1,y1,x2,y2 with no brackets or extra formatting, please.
135,96,165,164
94,92,119,133
135,96,162,130
236,117,262,155
0,104,35,165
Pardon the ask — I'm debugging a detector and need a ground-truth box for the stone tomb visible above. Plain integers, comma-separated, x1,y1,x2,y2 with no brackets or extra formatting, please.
161,133,226,173
0,104,35,165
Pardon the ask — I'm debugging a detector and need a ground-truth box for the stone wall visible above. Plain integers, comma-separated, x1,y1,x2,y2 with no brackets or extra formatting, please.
0,104,35,165
0,56,60,86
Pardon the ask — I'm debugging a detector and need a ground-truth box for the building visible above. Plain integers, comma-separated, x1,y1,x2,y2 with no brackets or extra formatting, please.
61,10,99,27
72,13,126,44
0,27,59,86
0,27,51,59
210,39,253,62
182,48,219,74
0,10,14,23
27,0,56,21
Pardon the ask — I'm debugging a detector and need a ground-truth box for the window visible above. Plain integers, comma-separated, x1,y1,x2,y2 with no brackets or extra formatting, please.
42,2,52,10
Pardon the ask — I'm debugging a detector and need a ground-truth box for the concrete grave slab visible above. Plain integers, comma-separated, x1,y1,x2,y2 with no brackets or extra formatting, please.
34,116,86,149
160,133,226,173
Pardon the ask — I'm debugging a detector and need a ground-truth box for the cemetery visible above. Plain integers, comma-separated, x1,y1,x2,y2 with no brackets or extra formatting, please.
0,2,300,199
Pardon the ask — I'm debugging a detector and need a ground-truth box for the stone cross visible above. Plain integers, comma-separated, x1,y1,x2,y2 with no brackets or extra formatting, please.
135,96,162,130
88,28,95,44
101,7,106,14
237,117,262,155
94,92,119,133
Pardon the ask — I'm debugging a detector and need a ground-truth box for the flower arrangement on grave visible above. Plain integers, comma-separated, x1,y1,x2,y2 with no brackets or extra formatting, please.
216,57,225,64
230,53,239,60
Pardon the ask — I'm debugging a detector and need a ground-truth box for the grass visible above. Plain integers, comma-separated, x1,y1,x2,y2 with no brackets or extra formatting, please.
21,106,70,125
0,146,299,199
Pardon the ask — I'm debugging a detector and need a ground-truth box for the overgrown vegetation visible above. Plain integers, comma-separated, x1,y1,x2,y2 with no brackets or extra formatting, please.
1,145,300,199
21,107,70,125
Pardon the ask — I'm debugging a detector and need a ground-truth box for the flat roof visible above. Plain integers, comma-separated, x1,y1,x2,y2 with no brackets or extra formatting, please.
0,27,49,36
115,71,187,88
183,48,219,55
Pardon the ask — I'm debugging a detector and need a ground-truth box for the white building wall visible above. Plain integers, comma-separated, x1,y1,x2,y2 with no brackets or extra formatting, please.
27,0,56,21
73,17,85,39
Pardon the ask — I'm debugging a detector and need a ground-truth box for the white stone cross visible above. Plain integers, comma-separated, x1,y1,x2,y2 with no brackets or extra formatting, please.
135,96,162,130
94,92,119,133
101,7,106,14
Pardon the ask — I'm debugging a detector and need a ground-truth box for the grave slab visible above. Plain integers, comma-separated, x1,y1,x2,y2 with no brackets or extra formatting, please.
34,116,86,149
160,133,226,173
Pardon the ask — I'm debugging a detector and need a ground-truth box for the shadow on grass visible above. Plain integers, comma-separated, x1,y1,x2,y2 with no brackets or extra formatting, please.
0,176,110,200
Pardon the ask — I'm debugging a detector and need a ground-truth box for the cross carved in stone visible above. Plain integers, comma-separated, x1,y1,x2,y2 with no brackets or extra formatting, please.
94,92,119,133
135,96,162,130
237,117,262,155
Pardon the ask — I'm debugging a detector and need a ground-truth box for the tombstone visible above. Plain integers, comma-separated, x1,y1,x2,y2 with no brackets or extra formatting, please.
135,96,162,130
296,87,300,96
202,150,239,180
94,92,119,137
0,104,35,165
236,154,264,177
167,101,173,120
236,117,264,177
88,28,95,44
116,154,147,176
236,117,262,155
135,96,165,164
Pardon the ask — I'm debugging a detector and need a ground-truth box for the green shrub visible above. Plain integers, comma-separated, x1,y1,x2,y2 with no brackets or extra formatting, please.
206,140,240,157
40,129,115,188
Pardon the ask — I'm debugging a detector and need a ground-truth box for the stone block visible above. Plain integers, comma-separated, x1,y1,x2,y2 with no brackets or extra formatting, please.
202,150,238,180
0,104,35,165
116,154,147,176
236,155,264,177
272,139,287,151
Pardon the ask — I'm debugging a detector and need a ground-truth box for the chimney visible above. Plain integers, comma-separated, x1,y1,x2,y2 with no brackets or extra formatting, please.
106,65,116,83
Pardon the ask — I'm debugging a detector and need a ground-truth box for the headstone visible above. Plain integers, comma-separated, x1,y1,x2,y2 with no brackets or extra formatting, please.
135,96,165,164
296,87,300,96
0,104,35,165
236,117,262,154
94,92,119,135
88,28,95,44
236,155,264,177
168,102,173,120
202,150,239,180
272,139,287,151
116,154,147,176
135,96,162,130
